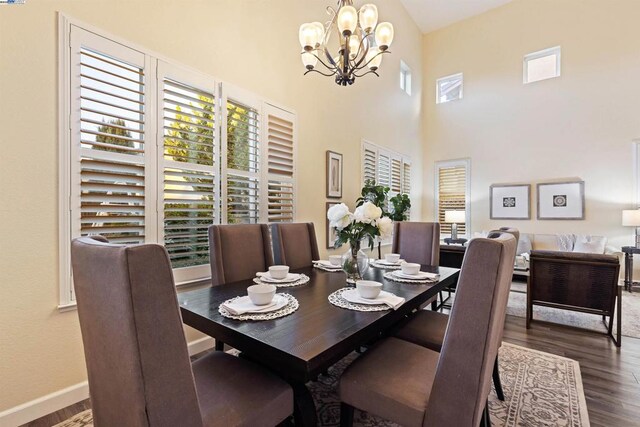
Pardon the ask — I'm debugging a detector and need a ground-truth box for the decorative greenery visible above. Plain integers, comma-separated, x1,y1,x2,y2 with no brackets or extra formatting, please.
389,193,411,221
356,179,389,210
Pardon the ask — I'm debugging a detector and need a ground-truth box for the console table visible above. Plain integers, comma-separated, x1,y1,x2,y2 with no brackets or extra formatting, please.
621,246,640,292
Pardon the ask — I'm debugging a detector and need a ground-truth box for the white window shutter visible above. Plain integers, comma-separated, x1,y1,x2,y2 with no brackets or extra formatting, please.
362,143,377,185
391,157,402,194
221,86,262,224
157,61,218,280
377,152,391,188
264,104,296,223
437,164,468,235
71,27,148,245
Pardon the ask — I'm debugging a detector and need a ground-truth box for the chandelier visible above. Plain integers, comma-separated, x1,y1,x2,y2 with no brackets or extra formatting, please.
298,0,394,86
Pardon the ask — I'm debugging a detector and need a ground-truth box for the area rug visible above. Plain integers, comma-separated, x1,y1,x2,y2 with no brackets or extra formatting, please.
54,343,589,427
508,282,640,339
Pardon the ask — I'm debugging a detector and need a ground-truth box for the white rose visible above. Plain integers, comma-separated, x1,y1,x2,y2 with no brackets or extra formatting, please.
327,203,353,230
354,201,383,224
376,216,393,239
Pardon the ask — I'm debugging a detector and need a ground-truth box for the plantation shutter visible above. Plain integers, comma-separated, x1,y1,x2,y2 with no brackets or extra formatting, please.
264,103,296,223
222,86,261,224
157,61,218,281
390,156,402,194
437,164,467,236
402,160,412,219
362,143,377,184
377,152,391,188
70,28,149,245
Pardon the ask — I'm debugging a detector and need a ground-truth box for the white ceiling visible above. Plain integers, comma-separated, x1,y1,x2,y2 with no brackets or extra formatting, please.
399,0,514,33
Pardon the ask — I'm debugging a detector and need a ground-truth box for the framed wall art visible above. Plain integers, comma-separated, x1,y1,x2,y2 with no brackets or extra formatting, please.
537,180,585,220
490,184,531,220
326,202,341,249
326,151,343,198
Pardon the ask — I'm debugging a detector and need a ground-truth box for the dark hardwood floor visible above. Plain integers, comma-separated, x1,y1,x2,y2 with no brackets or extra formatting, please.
22,315,640,427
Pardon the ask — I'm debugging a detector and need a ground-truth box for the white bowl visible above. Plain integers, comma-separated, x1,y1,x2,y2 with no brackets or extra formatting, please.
356,280,383,299
401,262,421,276
385,253,401,263
247,284,276,305
329,255,342,266
269,265,290,279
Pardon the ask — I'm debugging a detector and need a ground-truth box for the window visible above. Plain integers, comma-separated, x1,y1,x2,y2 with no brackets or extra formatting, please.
436,73,463,104
524,46,561,84
59,19,297,306
399,60,412,95
435,159,470,237
361,141,412,216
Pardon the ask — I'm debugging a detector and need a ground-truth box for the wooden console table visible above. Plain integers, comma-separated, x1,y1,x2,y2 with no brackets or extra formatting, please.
621,246,640,292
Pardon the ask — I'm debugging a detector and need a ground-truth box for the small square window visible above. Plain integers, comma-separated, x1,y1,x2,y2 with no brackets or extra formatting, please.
524,46,561,84
436,73,463,104
400,60,412,95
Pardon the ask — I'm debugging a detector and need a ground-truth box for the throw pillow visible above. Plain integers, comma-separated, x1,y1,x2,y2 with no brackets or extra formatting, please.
573,235,607,254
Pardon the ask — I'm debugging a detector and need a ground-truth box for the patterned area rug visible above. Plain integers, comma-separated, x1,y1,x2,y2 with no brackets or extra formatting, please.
508,282,640,339
54,343,589,427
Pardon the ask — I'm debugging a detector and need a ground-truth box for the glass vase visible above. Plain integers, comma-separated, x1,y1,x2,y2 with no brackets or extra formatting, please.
342,241,370,284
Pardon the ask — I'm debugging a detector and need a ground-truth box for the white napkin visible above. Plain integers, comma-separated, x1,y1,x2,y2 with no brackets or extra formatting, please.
256,272,300,283
313,260,342,269
343,290,405,310
221,295,285,315
394,271,439,280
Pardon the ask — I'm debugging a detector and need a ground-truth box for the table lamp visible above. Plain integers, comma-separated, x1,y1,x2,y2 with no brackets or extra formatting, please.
622,209,640,248
444,210,466,240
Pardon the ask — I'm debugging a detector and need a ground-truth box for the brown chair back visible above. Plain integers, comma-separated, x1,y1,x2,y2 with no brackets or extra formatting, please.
208,224,274,286
423,232,516,427
71,236,202,427
271,222,320,269
529,250,619,315
391,222,440,265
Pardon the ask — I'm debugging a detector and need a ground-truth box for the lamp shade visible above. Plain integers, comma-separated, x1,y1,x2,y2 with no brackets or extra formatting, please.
622,209,640,226
444,210,466,224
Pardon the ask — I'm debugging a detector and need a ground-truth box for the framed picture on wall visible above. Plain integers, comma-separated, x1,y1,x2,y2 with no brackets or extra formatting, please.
490,184,531,220
326,202,341,249
326,151,343,198
537,180,585,220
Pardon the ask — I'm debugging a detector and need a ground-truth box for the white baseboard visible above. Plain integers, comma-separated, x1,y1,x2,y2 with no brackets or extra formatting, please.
0,337,215,427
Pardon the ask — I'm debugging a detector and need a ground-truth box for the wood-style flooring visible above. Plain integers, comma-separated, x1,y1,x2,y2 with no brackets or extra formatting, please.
22,315,640,427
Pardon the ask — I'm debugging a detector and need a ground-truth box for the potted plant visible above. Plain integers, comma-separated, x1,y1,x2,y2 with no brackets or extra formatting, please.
327,201,393,283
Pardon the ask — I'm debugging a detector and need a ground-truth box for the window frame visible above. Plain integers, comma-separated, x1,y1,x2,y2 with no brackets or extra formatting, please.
523,46,561,84
399,60,412,96
434,158,471,238
58,14,297,309
436,72,463,104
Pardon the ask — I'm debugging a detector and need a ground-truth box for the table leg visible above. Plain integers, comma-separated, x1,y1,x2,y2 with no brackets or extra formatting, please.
291,382,318,427
624,253,632,292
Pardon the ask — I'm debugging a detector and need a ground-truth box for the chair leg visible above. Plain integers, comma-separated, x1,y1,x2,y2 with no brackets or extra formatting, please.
340,402,354,427
215,340,225,351
493,356,505,401
480,399,491,427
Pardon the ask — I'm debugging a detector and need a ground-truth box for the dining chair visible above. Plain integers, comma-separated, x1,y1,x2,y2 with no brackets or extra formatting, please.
396,227,520,401
71,236,293,427
391,222,440,265
339,232,517,427
208,223,274,286
271,222,320,269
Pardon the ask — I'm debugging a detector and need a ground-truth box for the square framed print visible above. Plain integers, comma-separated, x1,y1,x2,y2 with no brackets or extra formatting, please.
537,180,585,220
490,184,531,220
326,202,341,249
326,151,343,198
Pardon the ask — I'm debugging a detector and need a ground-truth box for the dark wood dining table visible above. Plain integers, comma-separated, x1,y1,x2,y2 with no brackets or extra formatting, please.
178,264,460,426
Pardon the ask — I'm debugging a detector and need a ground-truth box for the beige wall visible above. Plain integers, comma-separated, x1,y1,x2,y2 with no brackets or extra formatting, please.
422,0,640,248
0,0,423,412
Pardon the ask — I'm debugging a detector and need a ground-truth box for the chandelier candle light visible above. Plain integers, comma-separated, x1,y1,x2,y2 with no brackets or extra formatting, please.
299,0,394,86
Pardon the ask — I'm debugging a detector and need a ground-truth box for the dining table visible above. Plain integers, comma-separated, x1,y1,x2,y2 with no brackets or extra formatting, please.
178,264,460,427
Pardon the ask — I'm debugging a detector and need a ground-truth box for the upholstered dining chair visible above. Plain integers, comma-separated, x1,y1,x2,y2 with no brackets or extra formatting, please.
71,236,293,427
271,222,320,269
392,228,520,401
339,232,517,427
391,222,440,266
208,223,274,286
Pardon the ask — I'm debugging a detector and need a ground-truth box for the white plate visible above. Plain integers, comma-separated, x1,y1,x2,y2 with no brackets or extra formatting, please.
314,260,342,268
342,289,394,305
258,273,302,283
224,294,289,313
392,271,438,280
